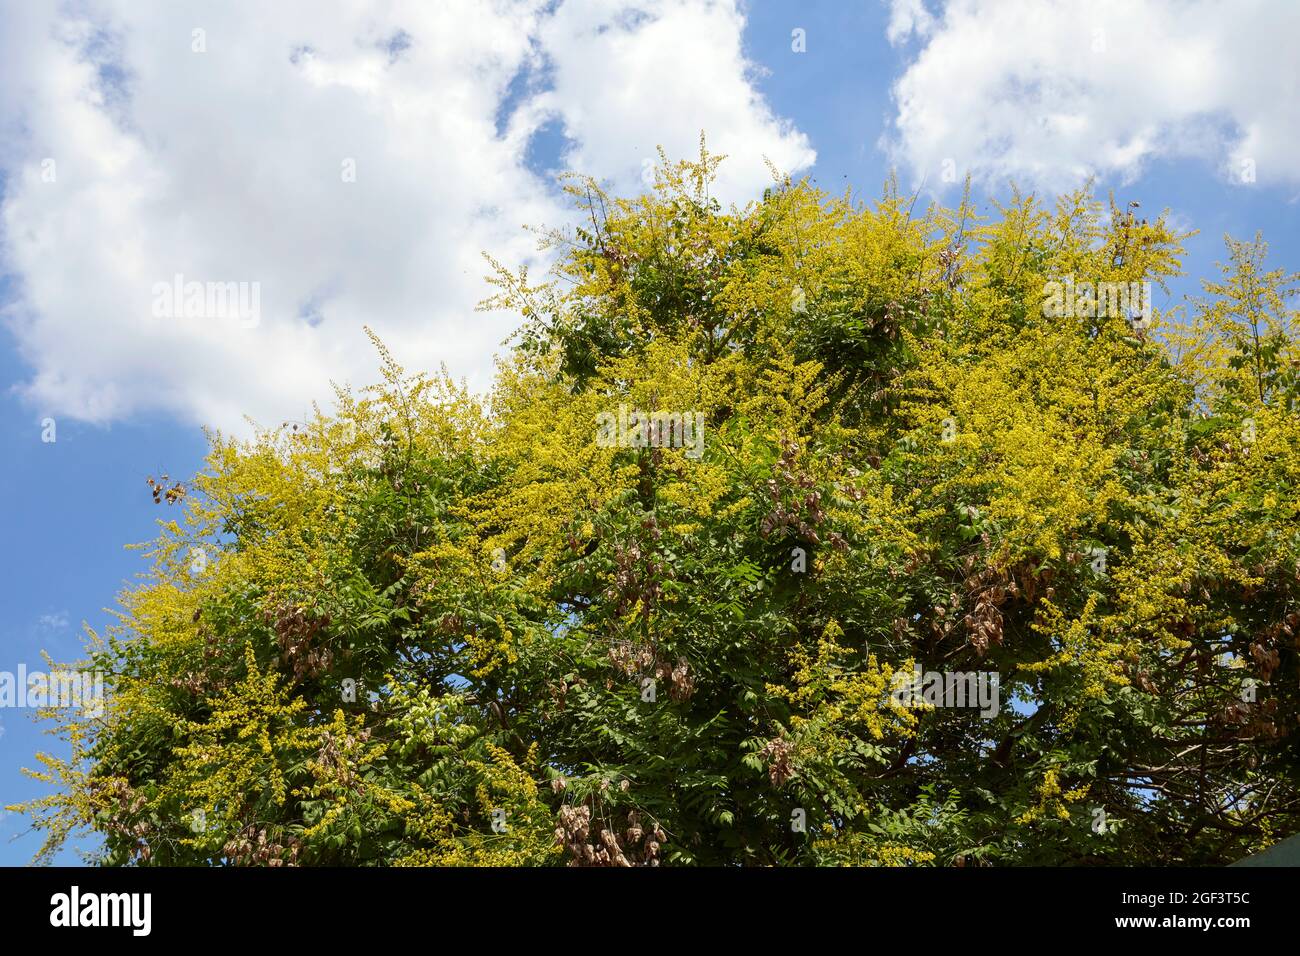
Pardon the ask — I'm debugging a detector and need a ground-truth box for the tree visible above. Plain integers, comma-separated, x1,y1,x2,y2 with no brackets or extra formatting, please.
15,146,1300,866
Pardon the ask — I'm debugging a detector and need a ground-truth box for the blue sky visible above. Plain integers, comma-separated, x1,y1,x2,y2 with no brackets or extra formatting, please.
0,0,1296,865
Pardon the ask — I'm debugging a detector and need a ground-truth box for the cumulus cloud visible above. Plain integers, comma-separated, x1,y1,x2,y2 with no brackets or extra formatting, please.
530,0,814,200
0,0,812,432
881,0,1300,192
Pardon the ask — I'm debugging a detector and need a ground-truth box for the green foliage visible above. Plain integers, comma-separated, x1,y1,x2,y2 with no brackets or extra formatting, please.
15,146,1300,866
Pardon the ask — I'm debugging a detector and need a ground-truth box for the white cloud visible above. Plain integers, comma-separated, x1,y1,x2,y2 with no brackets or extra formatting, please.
0,0,812,432
531,0,814,201
881,0,1300,192
37,611,70,631
885,0,935,45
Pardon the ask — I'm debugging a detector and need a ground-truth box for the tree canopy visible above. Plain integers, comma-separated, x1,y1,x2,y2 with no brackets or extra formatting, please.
16,146,1300,866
